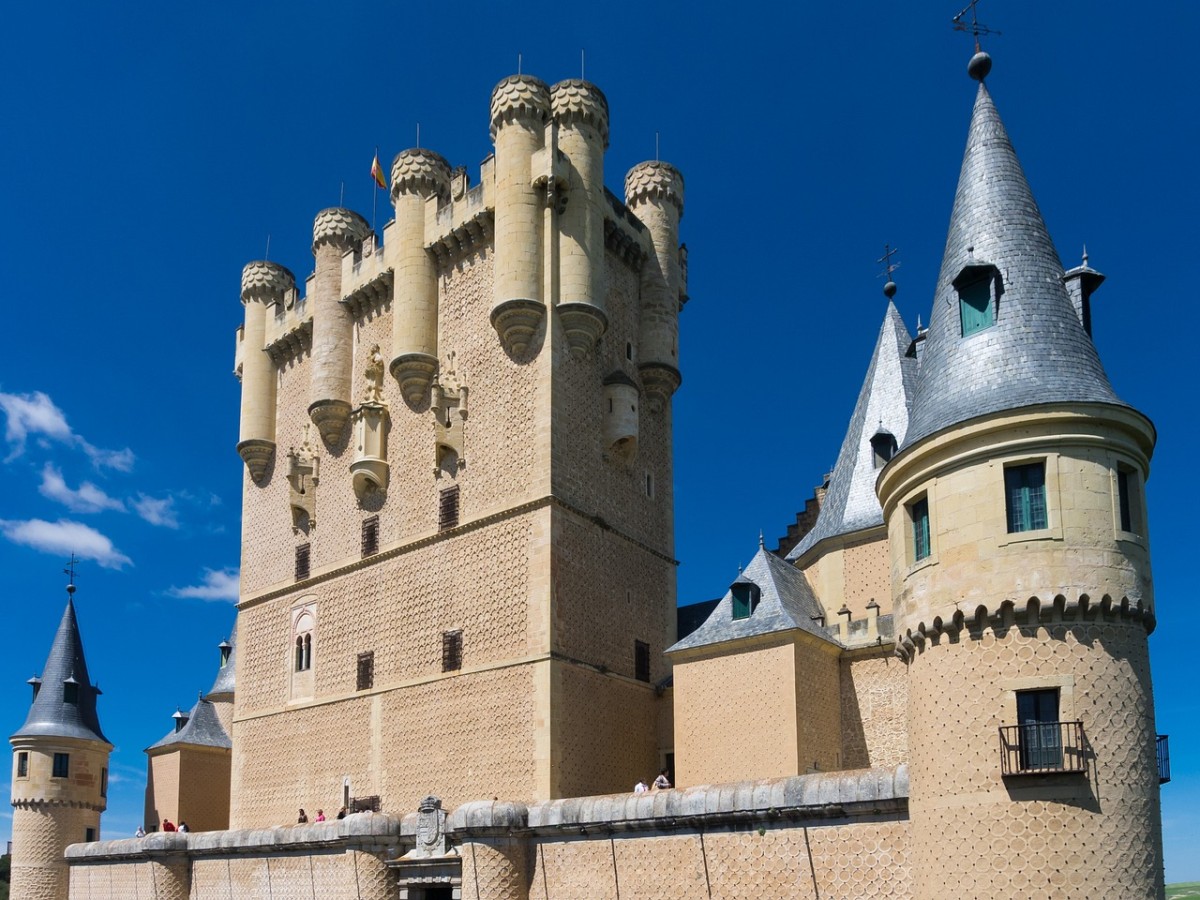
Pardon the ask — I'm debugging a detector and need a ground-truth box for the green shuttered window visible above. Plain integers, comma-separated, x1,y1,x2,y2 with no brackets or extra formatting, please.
958,276,994,336
1005,463,1047,533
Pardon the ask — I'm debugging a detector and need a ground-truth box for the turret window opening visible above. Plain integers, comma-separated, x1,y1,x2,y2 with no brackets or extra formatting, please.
52,752,69,778
63,677,79,704
362,515,379,557
1117,464,1142,535
1015,688,1063,771
101,767,108,797
910,496,931,562
357,651,375,691
442,630,463,672
17,752,28,778
870,431,898,469
1005,462,1047,533
295,543,311,581
731,582,761,620
635,640,651,682
953,264,999,337
86,827,96,842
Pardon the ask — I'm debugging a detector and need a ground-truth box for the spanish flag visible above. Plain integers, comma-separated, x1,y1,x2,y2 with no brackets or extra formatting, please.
371,152,387,190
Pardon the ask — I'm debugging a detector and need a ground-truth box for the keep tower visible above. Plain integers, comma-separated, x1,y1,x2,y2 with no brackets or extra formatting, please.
229,72,686,825
877,50,1162,899
10,582,112,900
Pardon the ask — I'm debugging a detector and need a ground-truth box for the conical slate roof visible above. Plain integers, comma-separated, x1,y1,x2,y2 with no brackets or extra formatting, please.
206,627,236,699
668,545,836,653
904,77,1124,447
146,698,231,752
12,597,109,744
787,302,915,561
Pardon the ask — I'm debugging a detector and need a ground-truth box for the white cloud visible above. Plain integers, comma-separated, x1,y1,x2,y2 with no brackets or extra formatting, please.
132,494,179,529
0,390,133,470
0,518,132,569
169,568,239,603
39,464,125,514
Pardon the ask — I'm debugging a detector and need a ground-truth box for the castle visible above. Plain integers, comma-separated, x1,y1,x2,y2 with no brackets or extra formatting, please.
10,44,1167,900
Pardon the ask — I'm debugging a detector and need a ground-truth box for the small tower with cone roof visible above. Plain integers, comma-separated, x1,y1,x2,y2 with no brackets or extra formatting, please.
10,577,112,899
877,44,1163,899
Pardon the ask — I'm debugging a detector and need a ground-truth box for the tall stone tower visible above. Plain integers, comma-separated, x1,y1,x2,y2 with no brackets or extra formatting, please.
10,583,112,899
229,72,685,826
877,50,1163,898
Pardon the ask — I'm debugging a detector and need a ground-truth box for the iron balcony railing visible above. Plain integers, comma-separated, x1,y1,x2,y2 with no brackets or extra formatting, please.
1157,735,1171,785
999,721,1087,776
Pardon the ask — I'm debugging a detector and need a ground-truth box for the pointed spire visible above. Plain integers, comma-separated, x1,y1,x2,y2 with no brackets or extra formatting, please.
904,68,1123,447
11,589,109,745
787,302,916,561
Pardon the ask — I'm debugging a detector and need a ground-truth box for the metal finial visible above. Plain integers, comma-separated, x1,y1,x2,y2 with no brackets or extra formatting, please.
877,244,900,299
952,0,999,79
758,530,764,548
1082,244,1089,267
64,553,79,595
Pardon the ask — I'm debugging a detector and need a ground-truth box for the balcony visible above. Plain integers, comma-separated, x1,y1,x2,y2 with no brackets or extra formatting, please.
1157,734,1171,785
999,721,1087,776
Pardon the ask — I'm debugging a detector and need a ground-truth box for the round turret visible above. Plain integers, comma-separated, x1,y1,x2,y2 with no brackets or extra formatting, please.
551,79,611,356
237,261,293,482
626,161,686,411
625,161,685,217
390,148,452,202
312,207,369,253
309,207,369,444
550,79,610,148
490,74,551,356
240,260,295,305
489,74,551,139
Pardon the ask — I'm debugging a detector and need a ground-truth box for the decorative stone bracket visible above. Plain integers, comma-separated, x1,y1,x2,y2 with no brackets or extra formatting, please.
432,351,468,476
286,426,319,533
350,345,390,497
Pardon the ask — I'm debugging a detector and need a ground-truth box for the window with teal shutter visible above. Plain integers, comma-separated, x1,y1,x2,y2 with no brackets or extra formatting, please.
1005,463,1047,532
731,582,760,620
959,276,994,335
911,497,930,562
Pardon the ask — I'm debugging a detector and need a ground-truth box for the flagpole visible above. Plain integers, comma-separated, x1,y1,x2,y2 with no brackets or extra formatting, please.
372,146,379,235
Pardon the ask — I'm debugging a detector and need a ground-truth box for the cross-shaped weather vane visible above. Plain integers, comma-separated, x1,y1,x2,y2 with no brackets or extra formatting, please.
877,244,900,299
952,0,1001,51
64,553,80,595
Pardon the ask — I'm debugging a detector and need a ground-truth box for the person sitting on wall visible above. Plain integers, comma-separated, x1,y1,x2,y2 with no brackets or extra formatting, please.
653,769,672,790
315,809,326,822
178,822,189,833
162,819,176,832
336,807,348,820
634,779,649,793
135,825,146,838
297,808,308,824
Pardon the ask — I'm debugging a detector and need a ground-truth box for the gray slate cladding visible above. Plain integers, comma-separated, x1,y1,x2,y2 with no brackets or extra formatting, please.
146,698,231,752
786,302,915,562
12,599,109,744
904,82,1125,447
668,545,837,652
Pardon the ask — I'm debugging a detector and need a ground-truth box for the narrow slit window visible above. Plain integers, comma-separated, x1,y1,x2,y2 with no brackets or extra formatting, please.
439,486,460,531
361,516,379,557
910,497,931,562
295,543,311,581
52,752,69,778
442,630,463,672
1005,463,1047,533
357,651,375,691
17,752,28,778
635,640,651,683
1117,465,1140,534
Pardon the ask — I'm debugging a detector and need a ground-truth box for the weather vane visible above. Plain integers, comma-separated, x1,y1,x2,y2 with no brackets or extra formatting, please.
877,244,900,299
64,553,80,595
952,0,1001,51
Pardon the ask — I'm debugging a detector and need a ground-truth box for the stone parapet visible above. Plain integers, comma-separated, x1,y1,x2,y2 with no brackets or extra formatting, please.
390,148,452,201
489,75,551,139
625,161,685,216
240,260,295,305
550,79,609,147
312,207,370,253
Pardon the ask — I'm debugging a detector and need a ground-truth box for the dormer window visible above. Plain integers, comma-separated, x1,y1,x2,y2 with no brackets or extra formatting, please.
731,579,760,620
63,676,79,704
953,262,1000,337
218,640,232,668
870,430,898,468
172,708,189,733
28,675,41,701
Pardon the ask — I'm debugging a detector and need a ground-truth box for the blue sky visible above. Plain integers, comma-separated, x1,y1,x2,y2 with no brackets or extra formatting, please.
2,0,1196,882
